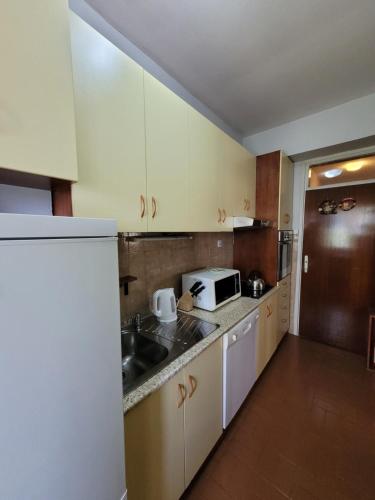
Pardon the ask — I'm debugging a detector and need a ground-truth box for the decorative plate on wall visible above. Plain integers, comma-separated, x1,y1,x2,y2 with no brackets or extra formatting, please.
339,197,356,211
318,199,338,215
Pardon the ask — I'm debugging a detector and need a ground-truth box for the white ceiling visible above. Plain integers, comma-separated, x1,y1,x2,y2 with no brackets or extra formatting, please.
84,0,375,136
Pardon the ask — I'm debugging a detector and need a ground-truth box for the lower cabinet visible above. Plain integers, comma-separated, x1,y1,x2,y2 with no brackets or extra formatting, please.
278,275,291,342
124,339,223,500
256,291,279,377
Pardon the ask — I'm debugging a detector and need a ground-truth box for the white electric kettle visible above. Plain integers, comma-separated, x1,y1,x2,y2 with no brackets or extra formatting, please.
151,288,177,323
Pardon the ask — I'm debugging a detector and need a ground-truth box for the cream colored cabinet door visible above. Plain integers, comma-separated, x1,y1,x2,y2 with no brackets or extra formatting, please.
188,108,222,231
184,339,223,486
144,73,189,231
124,371,185,500
220,133,256,220
70,13,147,232
256,293,279,377
0,0,77,180
256,300,271,377
278,153,294,230
278,275,291,342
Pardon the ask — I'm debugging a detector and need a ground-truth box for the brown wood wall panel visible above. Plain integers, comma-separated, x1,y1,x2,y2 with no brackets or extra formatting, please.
256,150,280,224
233,228,278,285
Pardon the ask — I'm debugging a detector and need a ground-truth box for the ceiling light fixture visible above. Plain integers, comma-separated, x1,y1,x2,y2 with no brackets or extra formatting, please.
324,168,342,179
345,162,363,172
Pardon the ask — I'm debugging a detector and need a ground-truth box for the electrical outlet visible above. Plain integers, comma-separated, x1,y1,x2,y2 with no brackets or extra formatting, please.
217,239,223,248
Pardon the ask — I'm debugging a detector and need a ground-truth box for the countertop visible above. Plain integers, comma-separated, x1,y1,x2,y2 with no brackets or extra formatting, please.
123,287,279,414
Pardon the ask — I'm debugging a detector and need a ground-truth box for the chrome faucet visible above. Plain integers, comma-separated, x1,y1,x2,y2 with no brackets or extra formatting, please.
135,313,142,332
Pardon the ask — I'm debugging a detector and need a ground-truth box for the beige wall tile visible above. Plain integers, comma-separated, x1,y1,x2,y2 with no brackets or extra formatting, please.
118,233,234,322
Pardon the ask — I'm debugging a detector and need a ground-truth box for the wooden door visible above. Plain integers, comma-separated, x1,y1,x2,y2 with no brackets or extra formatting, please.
278,154,294,229
70,13,147,232
184,339,223,486
188,108,222,231
144,72,189,231
300,183,375,354
124,371,185,500
1,0,77,180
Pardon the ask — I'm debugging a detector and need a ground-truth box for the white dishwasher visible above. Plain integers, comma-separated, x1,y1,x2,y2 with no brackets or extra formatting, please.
223,308,259,428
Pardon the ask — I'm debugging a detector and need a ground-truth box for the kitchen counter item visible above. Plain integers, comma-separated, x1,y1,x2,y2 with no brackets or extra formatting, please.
247,270,265,291
241,281,274,299
182,268,241,311
123,286,280,413
151,288,177,322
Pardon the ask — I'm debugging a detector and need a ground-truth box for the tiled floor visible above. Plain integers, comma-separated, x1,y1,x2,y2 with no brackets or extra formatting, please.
184,335,375,500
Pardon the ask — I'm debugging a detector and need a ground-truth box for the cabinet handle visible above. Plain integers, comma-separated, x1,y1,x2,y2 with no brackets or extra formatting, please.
282,293,287,298
269,305,272,316
244,199,247,210
152,197,157,219
222,209,227,223
217,208,222,223
281,319,287,323
266,305,270,318
140,195,146,218
188,375,198,398
247,199,251,211
177,383,187,408
284,213,290,224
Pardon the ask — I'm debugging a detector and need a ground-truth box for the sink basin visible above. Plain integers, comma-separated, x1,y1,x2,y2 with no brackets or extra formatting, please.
121,331,168,391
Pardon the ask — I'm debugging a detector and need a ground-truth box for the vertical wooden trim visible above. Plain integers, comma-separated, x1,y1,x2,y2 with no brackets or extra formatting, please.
51,179,73,216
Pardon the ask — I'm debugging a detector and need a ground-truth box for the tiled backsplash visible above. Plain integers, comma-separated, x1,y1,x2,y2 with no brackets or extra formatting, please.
118,233,233,322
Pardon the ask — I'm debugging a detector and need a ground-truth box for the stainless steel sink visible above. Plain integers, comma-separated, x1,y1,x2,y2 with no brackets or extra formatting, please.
121,331,168,389
121,313,218,394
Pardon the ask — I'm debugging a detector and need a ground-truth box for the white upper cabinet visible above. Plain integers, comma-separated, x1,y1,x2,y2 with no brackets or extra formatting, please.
144,72,189,231
0,0,77,180
70,13,147,232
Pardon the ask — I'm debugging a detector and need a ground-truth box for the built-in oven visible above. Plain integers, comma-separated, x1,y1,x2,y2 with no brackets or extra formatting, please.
277,230,293,281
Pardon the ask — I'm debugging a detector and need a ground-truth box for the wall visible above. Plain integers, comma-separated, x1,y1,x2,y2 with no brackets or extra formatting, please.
118,233,234,322
243,93,375,157
69,0,241,142
0,184,52,215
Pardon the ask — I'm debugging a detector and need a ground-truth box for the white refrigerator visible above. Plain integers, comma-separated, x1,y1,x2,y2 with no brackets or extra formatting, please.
0,214,126,500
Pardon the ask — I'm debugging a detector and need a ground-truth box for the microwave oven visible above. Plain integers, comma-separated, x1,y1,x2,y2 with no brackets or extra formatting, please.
182,268,241,311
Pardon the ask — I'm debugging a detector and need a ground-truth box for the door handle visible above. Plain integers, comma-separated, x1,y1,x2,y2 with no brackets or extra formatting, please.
217,208,222,223
222,209,227,223
304,255,309,273
177,383,187,408
188,375,197,398
152,197,157,219
140,194,146,218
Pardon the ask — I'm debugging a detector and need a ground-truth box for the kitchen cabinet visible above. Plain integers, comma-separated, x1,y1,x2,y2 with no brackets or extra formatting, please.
183,338,223,486
144,73,189,231
220,132,256,219
256,291,279,377
187,108,223,231
256,150,294,229
278,275,291,342
124,370,185,500
70,13,147,232
0,0,77,180
124,339,222,500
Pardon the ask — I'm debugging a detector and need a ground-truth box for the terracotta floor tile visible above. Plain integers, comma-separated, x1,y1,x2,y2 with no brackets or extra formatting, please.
185,336,375,500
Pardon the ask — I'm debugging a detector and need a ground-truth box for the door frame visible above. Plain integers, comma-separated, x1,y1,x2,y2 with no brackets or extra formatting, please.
291,144,375,335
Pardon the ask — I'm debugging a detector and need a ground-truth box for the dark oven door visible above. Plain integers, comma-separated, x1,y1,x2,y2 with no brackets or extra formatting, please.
214,274,240,306
277,241,292,281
